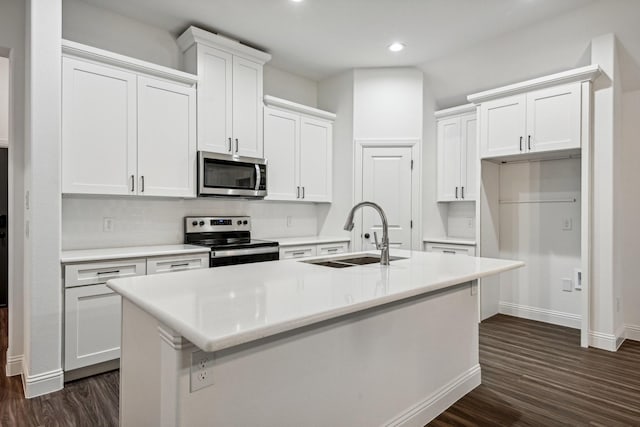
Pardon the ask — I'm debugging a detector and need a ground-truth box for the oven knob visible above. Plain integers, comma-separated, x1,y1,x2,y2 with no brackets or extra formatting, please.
199,221,205,226
191,221,198,226
243,220,248,225
237,220,242,226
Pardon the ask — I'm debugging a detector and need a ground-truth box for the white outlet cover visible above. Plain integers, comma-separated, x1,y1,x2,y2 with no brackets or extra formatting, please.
191,350,215,392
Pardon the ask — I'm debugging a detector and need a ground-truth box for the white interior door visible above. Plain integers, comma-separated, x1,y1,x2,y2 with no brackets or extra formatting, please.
360,146,413,251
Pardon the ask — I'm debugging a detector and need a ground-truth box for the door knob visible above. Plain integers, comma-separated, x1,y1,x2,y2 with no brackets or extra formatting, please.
364,233,370,239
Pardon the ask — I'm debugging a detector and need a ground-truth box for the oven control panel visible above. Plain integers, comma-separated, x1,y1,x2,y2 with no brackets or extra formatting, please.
185,216,251,233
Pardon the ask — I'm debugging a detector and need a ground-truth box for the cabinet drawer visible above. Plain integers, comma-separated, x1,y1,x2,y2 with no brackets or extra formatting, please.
280,245,317,259
64,284,121,371
425,243,476,256
317,242,349,256
147,253,209,275
64,258,146,288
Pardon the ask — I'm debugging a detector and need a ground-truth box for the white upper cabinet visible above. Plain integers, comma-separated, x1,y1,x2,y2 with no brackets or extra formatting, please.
178,26,271,158
436,105,477,202
137,76,196,197
61,40,198,198
263,96,335,203
62,57,137,195
470,66,602,161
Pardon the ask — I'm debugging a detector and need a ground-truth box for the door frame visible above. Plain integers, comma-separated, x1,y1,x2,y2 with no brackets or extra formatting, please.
353,138,422,251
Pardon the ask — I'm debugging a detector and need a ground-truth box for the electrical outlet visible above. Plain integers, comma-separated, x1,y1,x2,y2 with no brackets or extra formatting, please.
466,218,474,229
562,217,572,231
190,350,215,392
103,217,114,232
562,278,573,292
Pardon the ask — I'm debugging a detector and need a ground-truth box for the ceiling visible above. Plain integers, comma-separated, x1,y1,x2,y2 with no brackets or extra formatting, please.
79,0,596,80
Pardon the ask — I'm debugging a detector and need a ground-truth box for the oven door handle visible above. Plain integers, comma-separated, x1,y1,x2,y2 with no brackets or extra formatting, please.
211,246,278,258
255,164,261,191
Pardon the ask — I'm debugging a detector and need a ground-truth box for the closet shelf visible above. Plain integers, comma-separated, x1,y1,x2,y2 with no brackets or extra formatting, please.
499,198,577,205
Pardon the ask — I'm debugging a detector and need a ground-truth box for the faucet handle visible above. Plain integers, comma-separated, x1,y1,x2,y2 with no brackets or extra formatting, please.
373,231,380,249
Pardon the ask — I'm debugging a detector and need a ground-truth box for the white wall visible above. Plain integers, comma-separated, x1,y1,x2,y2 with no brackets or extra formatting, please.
446,202,475,239
62,0,181,69
264,65,318,107
0,57,8,145
622,90,640,333
353,68,423,140
0,0,26,378
317,71,354,238
498,159,582,323
61,197,318,249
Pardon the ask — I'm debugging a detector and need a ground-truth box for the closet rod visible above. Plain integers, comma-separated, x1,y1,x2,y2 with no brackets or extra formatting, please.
499,198,577,204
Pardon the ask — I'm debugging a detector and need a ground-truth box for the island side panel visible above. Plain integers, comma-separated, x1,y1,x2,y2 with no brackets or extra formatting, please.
120,299,163,427
171,281,480,426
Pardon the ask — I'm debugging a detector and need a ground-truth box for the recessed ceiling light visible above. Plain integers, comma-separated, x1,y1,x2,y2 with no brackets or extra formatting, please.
388,42,405,52
291,0,304,2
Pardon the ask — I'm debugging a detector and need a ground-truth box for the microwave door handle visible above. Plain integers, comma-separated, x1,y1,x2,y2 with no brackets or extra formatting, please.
255,164,261,191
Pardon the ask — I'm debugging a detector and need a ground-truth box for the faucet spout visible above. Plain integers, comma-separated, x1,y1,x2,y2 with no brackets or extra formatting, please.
343,201,390,265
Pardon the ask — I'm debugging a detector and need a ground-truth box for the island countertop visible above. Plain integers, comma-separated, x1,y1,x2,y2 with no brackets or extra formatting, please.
107,249,523,353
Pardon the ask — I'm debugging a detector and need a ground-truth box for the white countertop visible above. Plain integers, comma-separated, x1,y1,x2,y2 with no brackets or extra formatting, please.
108,249,523,353
60,244,210,263
273,236,351,247
423,237,477,246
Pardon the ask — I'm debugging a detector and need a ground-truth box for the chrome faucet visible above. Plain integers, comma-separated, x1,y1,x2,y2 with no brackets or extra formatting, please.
343,201,390,266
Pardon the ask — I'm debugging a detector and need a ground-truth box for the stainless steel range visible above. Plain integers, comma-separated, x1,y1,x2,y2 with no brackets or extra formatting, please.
184,216,279,267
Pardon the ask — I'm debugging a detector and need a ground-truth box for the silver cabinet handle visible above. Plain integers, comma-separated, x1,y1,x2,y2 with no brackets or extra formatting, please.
228,137,232,152
461,186,465,199
97,270,120,275
302,186,305,199
292,251,306,256
326,248,339,253
528,135,531,150
455,187,458,199
519,136,523,151
235,138,239,153
296,186,300,199
443,250,456,254
170,263,189,268
141,176,145,192
130,175,135,192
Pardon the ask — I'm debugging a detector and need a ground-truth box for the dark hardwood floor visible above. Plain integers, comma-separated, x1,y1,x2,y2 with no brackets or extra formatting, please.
431,315,640,426
1,309,639,426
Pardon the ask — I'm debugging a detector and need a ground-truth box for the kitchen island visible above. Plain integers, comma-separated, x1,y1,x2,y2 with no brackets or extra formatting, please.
108,249,523,427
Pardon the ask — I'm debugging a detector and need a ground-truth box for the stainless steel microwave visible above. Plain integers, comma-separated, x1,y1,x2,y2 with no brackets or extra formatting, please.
198,151,267,198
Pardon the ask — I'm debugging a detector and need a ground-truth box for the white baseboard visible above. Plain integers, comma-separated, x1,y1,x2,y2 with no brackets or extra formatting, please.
626,324,640,342
589,330,618,352
385,364,481,426
499,302,581,329
5,354,23,376
21,363,64,398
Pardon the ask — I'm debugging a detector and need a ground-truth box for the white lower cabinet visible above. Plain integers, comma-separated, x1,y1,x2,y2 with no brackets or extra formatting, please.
64,252,208,373
64,284,122,371
280,241,350,259
424,242,476,256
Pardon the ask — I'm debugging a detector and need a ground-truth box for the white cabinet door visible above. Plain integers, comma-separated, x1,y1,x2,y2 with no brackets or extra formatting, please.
317,242,350,256
196,45,233,154
137,77,196,197
146,253,209,275
425,243,476,256
232,56,263,158
64,284,121,370
461,114,477,201
299,117,332,202
437,117,462,202
480,94,526,158
280,245,317,259
62,57,137,195
264,107,300,201
526,82,581,153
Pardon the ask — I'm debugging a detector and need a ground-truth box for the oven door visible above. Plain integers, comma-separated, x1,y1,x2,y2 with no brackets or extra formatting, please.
198,151,267,198
210,246,279,267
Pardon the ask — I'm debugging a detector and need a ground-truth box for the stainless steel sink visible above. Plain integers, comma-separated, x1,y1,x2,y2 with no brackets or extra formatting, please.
302,254,406,268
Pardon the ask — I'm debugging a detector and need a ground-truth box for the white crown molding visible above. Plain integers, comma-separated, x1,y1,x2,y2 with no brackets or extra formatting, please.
434,103,476,119
468,64,602,104
158,325,194,350
264,95,336,121
177,26,272,65
62,39,198,86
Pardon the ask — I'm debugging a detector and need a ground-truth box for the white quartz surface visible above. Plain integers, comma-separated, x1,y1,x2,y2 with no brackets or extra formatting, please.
274,236,351,247
423,237,477,246
61,244,210,263
108,250,523,352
